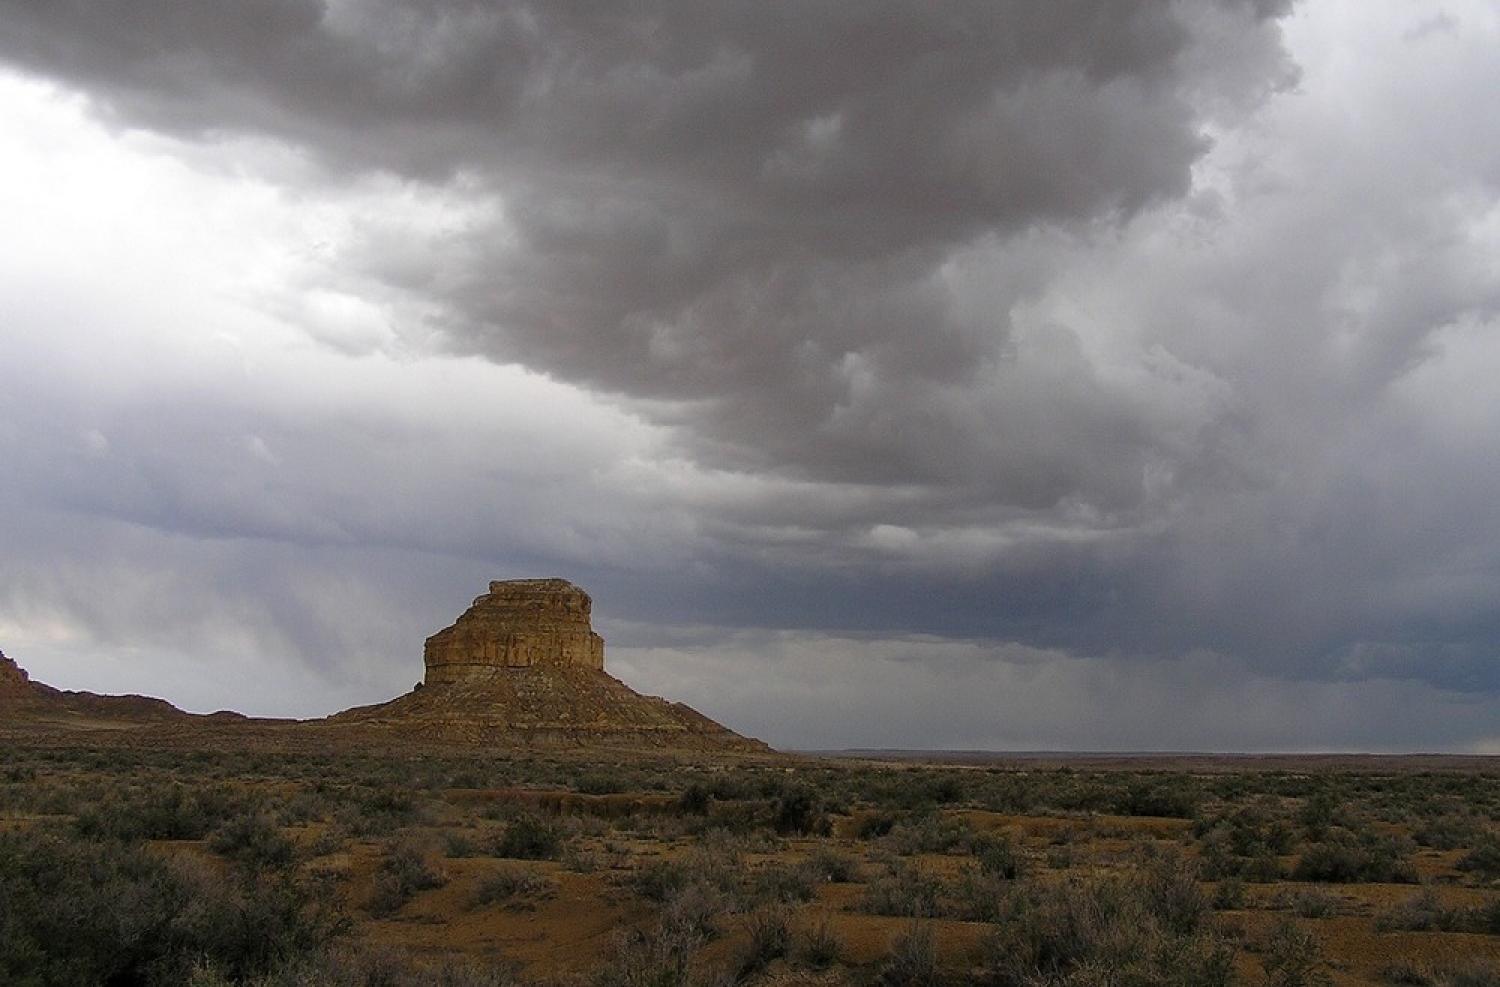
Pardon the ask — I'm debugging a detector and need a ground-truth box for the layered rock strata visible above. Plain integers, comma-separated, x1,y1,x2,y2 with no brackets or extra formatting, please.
335,578,766,751
424,579,604,682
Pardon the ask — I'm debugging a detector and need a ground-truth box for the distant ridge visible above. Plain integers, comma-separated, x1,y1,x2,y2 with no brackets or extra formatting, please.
0,581,770,755
809,749,1500,773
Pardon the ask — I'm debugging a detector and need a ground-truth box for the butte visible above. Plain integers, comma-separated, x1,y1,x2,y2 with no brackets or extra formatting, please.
329,578,766,751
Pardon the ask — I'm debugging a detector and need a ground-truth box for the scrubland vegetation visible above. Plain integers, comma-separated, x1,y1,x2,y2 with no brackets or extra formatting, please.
3,745,1500,985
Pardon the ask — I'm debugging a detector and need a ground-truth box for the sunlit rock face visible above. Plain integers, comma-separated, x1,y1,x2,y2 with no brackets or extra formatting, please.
423,578,606,684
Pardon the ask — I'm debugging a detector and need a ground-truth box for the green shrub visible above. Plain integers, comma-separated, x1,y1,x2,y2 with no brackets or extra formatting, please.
472,866,557,909
1119,779,1201,819
0,828,345,986
888,813,974,855
877,922,942,987
973,832,1025,879
750,862,817,904
738,906,792,976
1292,836,1417,884
977,873,1232,987
1261,918,1332,987
798,917,842,970
803,846,862,883
1414,815,1485,851
74,782,241,841
1213,878,1246,910
344,788,423,835
861,863,946,918
950,867,1014,923
208,812,296,871
678,783,712,816
443,830,479,858
1139,853,1209,936
1376,890,1500,935
1282,889,1342,919
494,812,565,860
369,842,448,917
773,787,828,836
575,772,626,795
1458,834,1500,879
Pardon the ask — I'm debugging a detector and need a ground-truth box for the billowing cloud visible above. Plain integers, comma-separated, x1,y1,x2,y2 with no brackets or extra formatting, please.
0,1,1498,749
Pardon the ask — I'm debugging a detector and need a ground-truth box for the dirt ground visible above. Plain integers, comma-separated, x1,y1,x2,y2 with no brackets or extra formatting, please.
3,732,1499,985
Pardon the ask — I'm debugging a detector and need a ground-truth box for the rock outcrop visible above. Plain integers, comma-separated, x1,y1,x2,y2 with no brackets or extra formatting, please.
334,578,767,752
0,648,191,726
0,649,31,696
0,583,771,755
425,579,605,682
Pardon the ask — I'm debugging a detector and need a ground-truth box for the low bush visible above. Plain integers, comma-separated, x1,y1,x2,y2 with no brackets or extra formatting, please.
1261,918,1333,987
1380,963,1500,987
1458,833,1500,879
678,783,712,816
472,866,557,909
1414,814,1485,851
629,840,742,906
1376,890,1500,935
798,916,842,970
972,832,1025,879
802,846,862,883
369,842,448,917
887,813,975,855
493,812,565,860
977,871,1233,987
877,922,942,987
860,863,947,918
0,828,346,985
1292,835,1417,884
74,782,241,842
208,812,296,871
750,862,817,904
737,906,792,976
1279,889,1343,919
773,786,829,836
1118,778,1201,819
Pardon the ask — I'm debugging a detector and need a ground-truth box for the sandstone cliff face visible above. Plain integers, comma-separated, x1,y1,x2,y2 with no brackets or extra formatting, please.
424,579,605,684
335,579,768,752
0,649,30,696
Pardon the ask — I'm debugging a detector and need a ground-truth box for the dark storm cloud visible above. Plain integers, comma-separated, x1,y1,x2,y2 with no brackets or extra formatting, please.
0,0,1288,497
7,0,1500,748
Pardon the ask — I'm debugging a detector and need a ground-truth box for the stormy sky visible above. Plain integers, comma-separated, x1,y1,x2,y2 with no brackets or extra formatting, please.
2,0,1498,751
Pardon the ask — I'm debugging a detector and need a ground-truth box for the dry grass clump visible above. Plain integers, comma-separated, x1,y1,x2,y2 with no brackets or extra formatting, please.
472,866,558,910
975,859,1230,987
369,840,448,917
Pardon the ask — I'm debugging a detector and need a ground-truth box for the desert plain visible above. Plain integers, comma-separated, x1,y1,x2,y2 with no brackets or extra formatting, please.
5,588,1500,987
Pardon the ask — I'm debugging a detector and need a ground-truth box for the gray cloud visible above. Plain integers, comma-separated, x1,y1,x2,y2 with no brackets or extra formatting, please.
0,0,1289,490
2,2,1499,748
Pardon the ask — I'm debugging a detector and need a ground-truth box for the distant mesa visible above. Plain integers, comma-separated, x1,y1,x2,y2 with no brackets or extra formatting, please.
334,578,767,752
0,580,769,754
